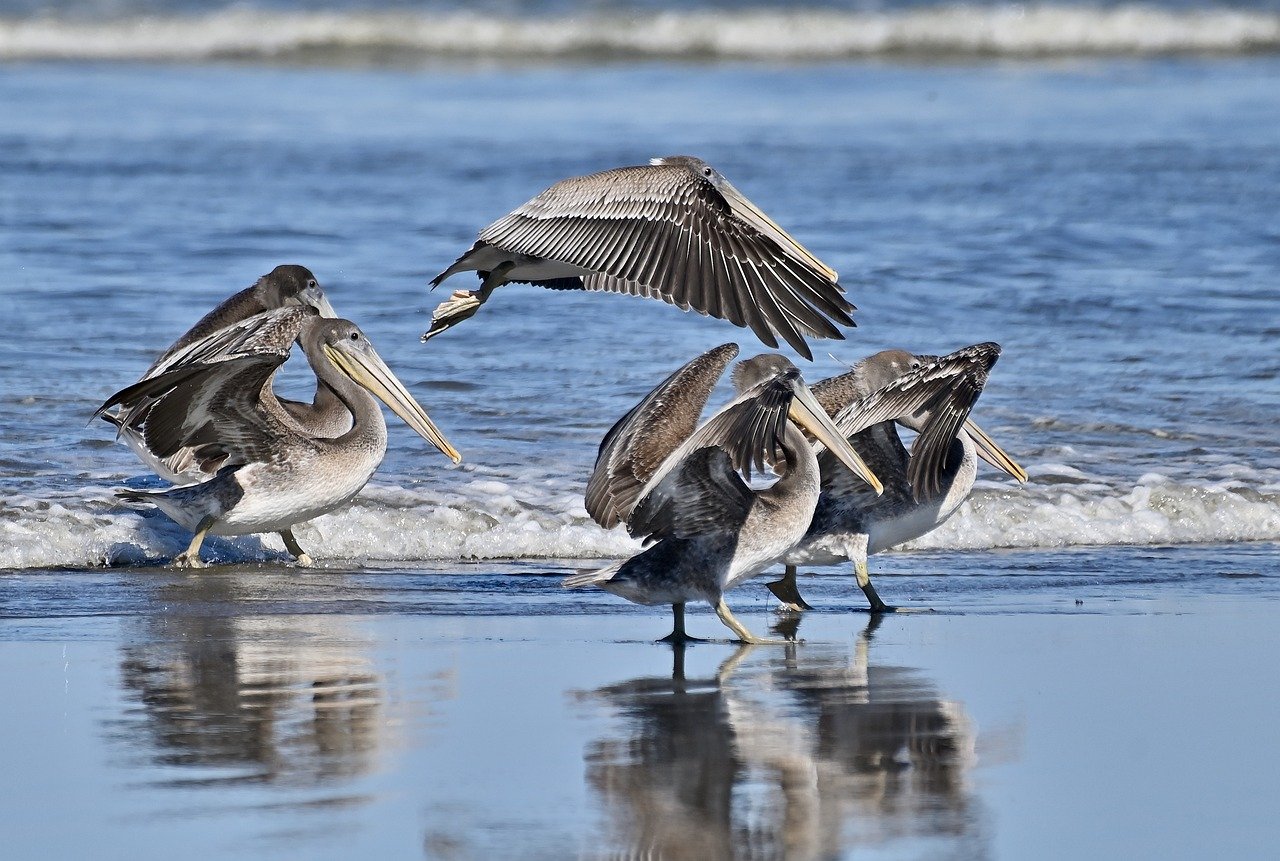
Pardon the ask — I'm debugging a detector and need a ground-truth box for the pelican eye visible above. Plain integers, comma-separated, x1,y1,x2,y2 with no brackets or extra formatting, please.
350,332,360,341
307,279,317,289
703,166,713,177
911,361,921,370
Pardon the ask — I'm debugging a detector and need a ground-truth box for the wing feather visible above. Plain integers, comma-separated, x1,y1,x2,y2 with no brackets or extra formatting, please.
585,343,740,528
449,161,853,355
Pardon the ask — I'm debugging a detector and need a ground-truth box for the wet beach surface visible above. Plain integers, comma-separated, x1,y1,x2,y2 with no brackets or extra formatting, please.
4,543,1278,860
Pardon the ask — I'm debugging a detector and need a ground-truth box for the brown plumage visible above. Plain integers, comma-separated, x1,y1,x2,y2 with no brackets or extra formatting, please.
426,157,855,359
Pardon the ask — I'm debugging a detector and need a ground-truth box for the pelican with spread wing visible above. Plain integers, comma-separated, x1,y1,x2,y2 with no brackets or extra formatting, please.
99,265,348,484
769,343,1028,612
426,157,855,359
565,345,882,644
96,307,460,568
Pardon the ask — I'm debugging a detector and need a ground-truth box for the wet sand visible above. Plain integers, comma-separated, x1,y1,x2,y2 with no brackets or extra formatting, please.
2,543,1278,860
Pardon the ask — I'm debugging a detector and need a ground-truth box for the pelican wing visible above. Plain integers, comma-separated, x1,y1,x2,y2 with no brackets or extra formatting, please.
469,162,854,360
627,372,798,541
825,342,1000,500
137,353,298,474
585,343,739,529
627,447,754,542
95,308,315,478
148,306,316,377
143,284,278,378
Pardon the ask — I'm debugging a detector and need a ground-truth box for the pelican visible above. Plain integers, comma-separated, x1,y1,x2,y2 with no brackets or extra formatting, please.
767,343,1028,613
99,264,348,484
95,307,460,568
425,156,855,359
565,345,883,644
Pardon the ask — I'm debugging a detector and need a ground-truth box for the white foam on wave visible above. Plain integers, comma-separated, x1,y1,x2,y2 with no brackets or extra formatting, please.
2,6,1278,62
2,471,1278,570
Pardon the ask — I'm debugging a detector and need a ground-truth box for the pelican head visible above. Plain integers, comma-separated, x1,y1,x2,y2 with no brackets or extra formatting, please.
314,320,461,463
734,354,883,495
261,264,339,319
650,155,838,281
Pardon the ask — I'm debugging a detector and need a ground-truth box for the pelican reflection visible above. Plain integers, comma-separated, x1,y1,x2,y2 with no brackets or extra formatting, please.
106,573,396,787
575,617,985,860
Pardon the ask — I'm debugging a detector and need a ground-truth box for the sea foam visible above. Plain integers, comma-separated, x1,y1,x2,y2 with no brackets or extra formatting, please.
2,6,1278,63
3,471,1277,570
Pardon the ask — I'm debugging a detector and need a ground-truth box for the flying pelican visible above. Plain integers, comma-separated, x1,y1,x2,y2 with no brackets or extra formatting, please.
565,345,883,644
767,343,1028,613
99,264,348,484
95,307,460,568
425,156,855,359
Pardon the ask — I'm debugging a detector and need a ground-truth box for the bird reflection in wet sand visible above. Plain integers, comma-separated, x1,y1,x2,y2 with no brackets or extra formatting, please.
104,574,412,788
575,616,985,860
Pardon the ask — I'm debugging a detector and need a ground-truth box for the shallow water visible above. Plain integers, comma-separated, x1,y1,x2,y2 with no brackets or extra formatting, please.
4,545,1280,860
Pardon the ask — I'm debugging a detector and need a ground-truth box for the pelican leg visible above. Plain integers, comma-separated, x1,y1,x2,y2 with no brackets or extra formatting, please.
715,598,794,646
849,535,894,613
280,529,313,567
766,565,813,612
657,603,708,644
422,261,516,342
174,517,214,569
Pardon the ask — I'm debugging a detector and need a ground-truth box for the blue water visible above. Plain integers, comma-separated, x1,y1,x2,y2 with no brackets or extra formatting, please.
2,58,1279,567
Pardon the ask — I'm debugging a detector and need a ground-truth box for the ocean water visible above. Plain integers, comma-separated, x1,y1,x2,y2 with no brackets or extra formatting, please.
3,43,1279,569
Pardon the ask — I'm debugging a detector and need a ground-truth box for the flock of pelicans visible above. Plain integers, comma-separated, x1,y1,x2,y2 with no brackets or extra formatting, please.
94,155,1027,644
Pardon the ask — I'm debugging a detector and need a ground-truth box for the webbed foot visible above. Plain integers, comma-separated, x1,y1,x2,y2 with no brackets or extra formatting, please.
422,290,483,341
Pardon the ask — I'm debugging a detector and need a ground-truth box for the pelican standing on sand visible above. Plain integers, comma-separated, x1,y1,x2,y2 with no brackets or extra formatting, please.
565,345,883,644
95,307,460,568
426,156,855,359
768,343,1028,612
99,264,350,484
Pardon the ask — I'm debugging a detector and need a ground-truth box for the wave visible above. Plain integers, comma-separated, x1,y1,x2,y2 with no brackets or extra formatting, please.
2,470,1277,570
2,6,1279,63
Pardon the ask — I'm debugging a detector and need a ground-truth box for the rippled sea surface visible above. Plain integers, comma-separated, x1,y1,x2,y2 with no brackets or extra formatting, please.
2,26,1280,860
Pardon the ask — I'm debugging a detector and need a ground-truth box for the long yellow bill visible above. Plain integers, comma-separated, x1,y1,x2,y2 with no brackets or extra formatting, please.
963,419,1026,482
323,343,462,464
722,182,839,281
789,384,883,495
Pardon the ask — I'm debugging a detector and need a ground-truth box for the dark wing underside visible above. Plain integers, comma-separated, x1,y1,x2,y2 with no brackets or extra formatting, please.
828,342,1001,501
467,163,855,359
626,371,799,542
585,343,740,529
94,308,315,475
627,447,755,542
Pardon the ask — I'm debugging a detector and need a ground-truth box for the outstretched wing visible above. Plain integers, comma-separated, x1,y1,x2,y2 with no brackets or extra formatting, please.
826,342,1000,500
585,343,739,529
138,353,297,473
100,306,316,430
452,162,854,359
94,308,314,476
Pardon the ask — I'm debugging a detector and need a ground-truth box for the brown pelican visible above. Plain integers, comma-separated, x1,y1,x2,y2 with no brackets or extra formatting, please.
768,343,1028,613
99,264,347,484
425,157,855,359
565,345,882,644
95,307,460,568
